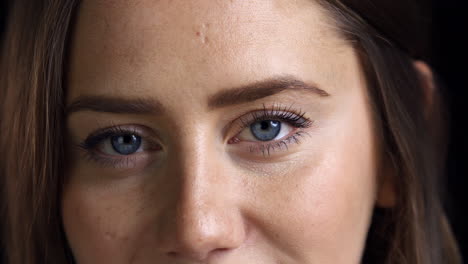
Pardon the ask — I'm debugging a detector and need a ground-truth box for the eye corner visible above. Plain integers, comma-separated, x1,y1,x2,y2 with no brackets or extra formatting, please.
227,137,241,145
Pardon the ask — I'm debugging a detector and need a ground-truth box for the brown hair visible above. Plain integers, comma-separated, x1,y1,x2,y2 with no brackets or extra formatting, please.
0,0,461,263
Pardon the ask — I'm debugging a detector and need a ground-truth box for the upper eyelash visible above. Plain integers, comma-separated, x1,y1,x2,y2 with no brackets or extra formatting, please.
232,104,313,156
74,125,150,169
238,103,313,130
78,126,142,151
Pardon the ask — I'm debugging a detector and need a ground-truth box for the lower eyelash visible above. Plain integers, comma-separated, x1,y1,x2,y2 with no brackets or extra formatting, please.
74,124,160,168
249,131,309,157
77,144,140,169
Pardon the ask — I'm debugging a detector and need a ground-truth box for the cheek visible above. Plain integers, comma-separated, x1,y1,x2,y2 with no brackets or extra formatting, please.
61,180,154,263
248,108,378,262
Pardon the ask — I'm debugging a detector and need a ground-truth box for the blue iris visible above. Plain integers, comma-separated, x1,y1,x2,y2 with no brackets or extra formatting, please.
111,134,142,155
250,120,281,141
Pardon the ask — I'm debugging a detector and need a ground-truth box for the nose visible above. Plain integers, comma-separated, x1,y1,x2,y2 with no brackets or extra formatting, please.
155,141,247,261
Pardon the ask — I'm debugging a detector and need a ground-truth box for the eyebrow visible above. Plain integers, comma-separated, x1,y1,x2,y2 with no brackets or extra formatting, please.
66,75,329,115
207,75,329,109
66,95,164,115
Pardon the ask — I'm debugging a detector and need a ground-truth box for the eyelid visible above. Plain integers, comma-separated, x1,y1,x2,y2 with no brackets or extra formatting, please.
226,104,312,141
225,104,313,157
79,124,159,151
74,124,162,169
77,124,162,162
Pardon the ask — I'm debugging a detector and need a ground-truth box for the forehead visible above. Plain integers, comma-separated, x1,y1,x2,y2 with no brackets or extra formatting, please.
67,0,349,104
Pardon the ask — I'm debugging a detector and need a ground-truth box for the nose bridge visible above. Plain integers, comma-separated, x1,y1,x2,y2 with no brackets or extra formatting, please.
155,126,245,260
174,125,224,209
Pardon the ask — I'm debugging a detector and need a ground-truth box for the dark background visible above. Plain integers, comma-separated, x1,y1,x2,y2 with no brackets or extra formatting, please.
0,0,466,261
432,0,468,261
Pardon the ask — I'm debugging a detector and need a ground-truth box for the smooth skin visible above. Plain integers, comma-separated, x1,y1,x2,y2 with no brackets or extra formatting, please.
63,0,395,263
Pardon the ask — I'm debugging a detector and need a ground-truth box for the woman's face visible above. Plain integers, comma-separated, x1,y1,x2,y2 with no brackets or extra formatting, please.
63,0,389,263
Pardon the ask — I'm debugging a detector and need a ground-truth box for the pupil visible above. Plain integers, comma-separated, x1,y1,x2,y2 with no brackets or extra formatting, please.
123,135,132,144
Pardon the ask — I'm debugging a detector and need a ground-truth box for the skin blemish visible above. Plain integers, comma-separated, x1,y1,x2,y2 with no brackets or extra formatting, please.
104,230,117,240
194,23,210,45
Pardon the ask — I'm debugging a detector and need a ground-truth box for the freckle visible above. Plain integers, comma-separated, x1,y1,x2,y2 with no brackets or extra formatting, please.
105,231,117,240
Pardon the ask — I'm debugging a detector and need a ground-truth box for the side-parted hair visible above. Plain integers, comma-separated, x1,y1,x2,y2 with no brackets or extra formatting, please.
0,0,461,263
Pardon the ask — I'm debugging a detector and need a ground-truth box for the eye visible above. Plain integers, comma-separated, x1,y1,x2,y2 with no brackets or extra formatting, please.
83,129,152,157
77,125,162,169
238,120,294,142
227,105,313,156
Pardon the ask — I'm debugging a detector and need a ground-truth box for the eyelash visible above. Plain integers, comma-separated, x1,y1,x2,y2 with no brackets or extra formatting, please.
232,104,313,156
76,105,313,167
76,125,158,169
